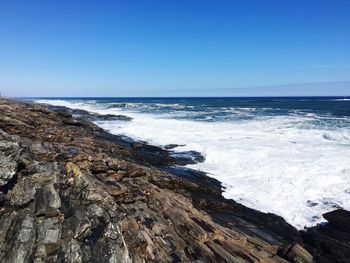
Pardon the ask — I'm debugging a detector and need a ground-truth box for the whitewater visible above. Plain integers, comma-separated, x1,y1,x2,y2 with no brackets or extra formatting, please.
35,98,350,229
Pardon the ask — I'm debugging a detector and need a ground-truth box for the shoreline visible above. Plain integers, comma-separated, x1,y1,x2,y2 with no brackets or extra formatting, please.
0,97,349,262
33,97,350,229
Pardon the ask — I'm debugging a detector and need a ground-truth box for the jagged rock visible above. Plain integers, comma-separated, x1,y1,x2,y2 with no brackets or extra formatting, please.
36,217,62,255
285,243,313,263
0,130,20,188
0,97,346,262
44,104,133,122
35,184,61,217
163,144,185,150
61,239,83,263
9,176,37,206
323,209,350,232
0,212,36,263
301,209,350,262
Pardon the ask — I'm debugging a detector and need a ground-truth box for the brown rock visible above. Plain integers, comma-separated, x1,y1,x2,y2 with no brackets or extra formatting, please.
285,243,313,263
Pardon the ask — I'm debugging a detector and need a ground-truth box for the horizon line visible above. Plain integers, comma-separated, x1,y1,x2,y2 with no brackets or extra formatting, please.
13,95,350,99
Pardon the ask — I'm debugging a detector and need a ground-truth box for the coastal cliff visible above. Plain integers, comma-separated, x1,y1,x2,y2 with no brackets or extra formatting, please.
0,98,349,263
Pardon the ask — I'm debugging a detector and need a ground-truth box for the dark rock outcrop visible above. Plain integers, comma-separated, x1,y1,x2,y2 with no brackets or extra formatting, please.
0,98,348,262
302,209,350,262
44,104,133,122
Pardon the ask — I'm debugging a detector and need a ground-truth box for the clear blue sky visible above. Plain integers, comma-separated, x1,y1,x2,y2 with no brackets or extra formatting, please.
1,0,349,97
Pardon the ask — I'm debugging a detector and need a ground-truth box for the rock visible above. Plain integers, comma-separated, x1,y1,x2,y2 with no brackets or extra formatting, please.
163,144,185,149
130,142,205,166
9,167,59,207
0,130,20,188
17,215,35,244
44,104,133,122
323,209,350,232
0,212,36,263
170,150,205,165
35,184,61,217
0,154,17,187
66,162,83,177
285,243,313,263
95,114,132,121
301,209,350,262
29,142,53,156
61,239,83,263
9,177,37,206
4,97,349,262
37,217,61,255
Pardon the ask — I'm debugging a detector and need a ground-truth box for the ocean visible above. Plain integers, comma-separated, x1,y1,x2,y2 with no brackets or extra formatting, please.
34,97,350,229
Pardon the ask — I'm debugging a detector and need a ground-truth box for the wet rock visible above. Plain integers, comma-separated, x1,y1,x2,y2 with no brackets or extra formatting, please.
301,209,350,262
323,209,350,232
163,144,185,149
130,142,205,166
92,114,132,122
71,108,133,121
170,150,205,165
44,104,133,122
321,198,343,210
306,200,318,207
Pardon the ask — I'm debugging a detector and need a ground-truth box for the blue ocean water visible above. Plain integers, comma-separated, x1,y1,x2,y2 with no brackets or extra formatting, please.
36,96,350,122
34,96,350,228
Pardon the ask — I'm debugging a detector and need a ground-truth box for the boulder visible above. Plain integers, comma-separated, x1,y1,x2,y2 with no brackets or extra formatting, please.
323,209,350,232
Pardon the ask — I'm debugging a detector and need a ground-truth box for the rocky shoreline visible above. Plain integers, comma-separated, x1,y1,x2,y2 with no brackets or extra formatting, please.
0,98,349,263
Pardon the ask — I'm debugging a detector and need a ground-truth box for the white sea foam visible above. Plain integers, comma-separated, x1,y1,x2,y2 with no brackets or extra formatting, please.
331,98,350,101
36,99,350,229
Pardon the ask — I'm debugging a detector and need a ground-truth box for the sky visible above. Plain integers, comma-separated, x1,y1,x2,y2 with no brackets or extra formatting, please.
0,0,349,97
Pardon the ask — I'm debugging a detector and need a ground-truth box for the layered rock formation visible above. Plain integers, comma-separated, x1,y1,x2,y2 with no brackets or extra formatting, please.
0,98,348,262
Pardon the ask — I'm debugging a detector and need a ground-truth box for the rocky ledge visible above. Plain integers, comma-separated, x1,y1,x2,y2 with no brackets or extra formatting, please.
0,98,349,263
